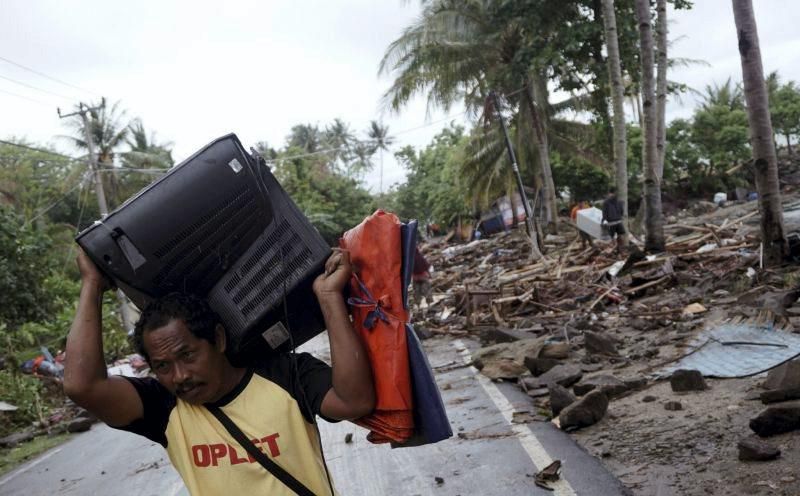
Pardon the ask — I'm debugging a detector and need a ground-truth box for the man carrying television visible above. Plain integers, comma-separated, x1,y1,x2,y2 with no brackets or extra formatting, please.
64,248,374,495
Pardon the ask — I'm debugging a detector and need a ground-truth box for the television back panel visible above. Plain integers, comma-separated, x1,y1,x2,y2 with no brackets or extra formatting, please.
76,134,330,356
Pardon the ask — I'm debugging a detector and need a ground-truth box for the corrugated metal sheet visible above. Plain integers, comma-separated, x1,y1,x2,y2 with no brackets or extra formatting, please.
660,322,800,378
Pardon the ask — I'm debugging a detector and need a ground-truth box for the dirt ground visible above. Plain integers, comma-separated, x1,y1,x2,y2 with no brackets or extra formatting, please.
418,192,800,496
573,372,800,495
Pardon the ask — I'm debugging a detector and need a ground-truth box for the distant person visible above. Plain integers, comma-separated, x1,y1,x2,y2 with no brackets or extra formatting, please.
570,200,594,249
601,188,626,254
412,247,433,310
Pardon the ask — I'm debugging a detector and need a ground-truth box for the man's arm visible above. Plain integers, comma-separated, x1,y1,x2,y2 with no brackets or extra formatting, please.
313,249,376,421
63,249,144,427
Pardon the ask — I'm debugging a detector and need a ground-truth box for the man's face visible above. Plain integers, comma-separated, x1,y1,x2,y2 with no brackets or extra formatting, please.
144,319,229,404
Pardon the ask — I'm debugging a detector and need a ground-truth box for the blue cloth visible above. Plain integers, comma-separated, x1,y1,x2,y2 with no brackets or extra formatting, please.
391,220,452,448
400,220,418,310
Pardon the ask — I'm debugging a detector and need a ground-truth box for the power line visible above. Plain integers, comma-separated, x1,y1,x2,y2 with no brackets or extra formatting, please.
0,72,74,101
0,87,55,107
24,171,89,227
0,55,99,97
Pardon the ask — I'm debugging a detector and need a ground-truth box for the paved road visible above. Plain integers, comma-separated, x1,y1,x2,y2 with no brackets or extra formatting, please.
0,335,628,496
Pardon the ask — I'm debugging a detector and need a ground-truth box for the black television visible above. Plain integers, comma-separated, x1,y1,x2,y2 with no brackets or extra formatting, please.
76,134,331,360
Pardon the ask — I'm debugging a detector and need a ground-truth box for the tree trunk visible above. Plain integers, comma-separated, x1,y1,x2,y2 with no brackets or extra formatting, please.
523,78,558,234
636,0,666,252
732,0,787,265
655,0,668,179
601,0,629,221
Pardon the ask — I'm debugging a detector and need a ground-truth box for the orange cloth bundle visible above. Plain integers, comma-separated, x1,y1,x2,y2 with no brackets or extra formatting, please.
340,210,414,443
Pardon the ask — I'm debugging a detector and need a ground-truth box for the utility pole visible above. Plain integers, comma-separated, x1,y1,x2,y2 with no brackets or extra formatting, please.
58,99,135,333
490,91,544,260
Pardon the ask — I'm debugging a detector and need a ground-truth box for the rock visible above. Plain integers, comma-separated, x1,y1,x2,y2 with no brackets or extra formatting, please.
664,401,683,411
642,395,657,403
579,363,604,373
435,476,445,485
525,387,550,398
0,430,34,448
760,387,800,404
474,338,547,380
413,326,434,340
750,404,800,437
527,364,583,389
669,369,708,392
540,341,570,359
623,378,648,391
583,331,619,356
558,391,609,430
67,417,93,433
738,437,781,461
573,375,629,398
548,383,577,416
524,356,561,377
344,433,354,444
763,359,800,391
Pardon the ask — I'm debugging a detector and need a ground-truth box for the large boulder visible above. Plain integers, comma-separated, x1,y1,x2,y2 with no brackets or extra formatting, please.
763,359,800,391
573,375,629,398
524,357,561,377
558,391,609,430
548,383,577,416
669,369,708,392
473,338,547,380
525,364,583,389
749,404,800,437
0,430,34,448
738,437,781,461
583,331,619,356
67,417,93,433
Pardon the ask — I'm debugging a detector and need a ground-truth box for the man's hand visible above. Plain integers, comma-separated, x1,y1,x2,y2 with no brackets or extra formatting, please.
76,248,111,292
313,249,352,299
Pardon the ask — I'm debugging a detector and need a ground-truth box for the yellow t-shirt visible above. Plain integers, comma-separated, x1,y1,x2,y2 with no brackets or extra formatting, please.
118,353,336,496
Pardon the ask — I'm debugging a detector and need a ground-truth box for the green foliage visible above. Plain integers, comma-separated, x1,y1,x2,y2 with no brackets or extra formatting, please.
551,152,611,203
389,125,471,226
767,71,800,149
691,80,749,173
0,208,57,330
0,370,46,431
272,141,376,244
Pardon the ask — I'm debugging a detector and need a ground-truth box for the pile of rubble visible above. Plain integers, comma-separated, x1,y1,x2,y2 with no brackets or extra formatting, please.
416,196,800,494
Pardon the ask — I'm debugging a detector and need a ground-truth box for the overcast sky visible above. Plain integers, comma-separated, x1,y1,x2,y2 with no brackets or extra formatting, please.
1,0,799,192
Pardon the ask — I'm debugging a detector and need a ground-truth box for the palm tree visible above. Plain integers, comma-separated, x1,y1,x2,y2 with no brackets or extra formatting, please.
732,0,787,265
636,0,665,252
380,1,574,232
655,0,668,179
124,119,173,169
61,99,130,209
601,0,629,221
367,120,395,194
118,120,174,200
324,118,355,168
288,124,322,153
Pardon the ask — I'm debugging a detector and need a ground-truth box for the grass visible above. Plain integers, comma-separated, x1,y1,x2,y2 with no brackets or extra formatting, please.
0,432,72,477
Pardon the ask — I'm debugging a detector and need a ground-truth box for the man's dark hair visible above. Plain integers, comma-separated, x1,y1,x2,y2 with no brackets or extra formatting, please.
609,187,617,194
132,293,220,362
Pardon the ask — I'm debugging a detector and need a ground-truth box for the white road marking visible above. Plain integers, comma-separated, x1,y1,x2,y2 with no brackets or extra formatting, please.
453,340,577,496
0,447,62,486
